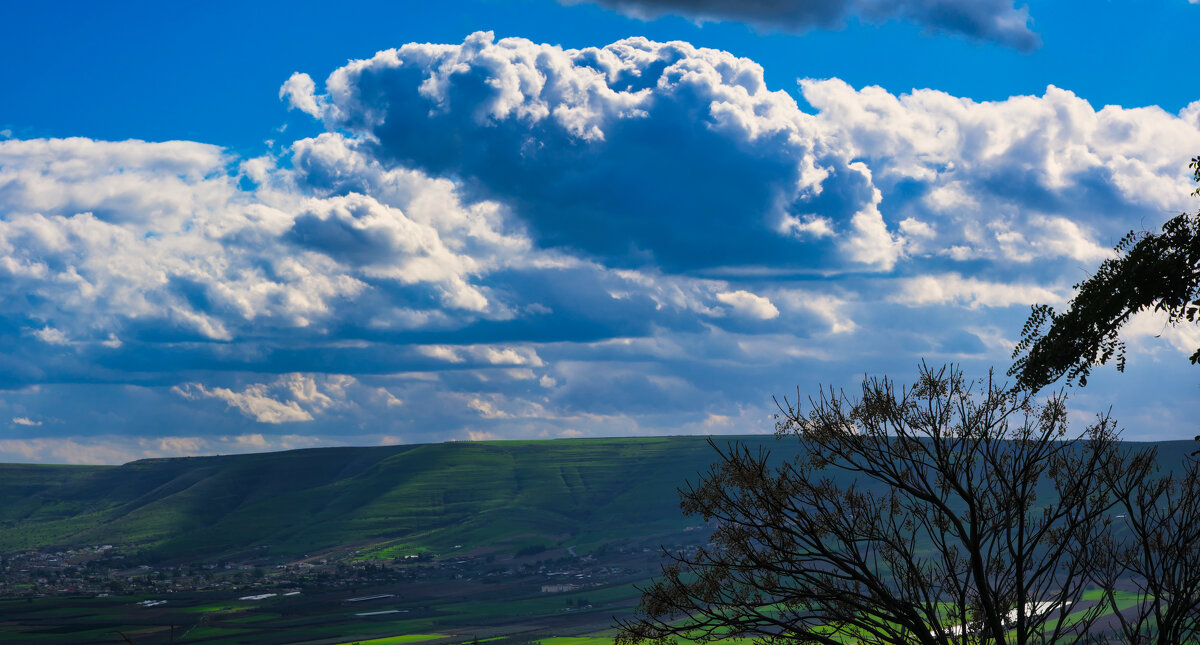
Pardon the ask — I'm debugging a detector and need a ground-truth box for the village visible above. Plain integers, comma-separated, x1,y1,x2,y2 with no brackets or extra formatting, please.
0,538,702,601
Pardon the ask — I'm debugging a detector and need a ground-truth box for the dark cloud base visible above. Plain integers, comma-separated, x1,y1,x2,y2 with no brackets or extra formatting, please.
566,0,1040,51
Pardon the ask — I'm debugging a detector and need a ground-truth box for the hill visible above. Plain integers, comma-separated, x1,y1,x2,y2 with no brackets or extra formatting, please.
0,436,790,562
1,436,1193,564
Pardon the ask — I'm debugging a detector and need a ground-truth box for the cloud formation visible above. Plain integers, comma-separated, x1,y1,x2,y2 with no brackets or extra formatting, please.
800,80,1200,264
285,32,902,271
716,290,780,319
3,33,1200,459
890,273,1064,309
0,135,537,385
563,0,1040,51
0,433,336,465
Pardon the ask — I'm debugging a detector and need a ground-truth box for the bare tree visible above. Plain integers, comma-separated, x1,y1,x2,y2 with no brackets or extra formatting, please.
616,364,1125,645
1089,447,1200,644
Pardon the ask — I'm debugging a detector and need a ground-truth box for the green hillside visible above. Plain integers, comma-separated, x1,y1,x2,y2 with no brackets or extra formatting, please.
0,436,794,562
1,436,1192,564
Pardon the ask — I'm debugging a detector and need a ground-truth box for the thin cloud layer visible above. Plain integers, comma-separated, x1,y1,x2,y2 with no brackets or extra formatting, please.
563,0,1040,51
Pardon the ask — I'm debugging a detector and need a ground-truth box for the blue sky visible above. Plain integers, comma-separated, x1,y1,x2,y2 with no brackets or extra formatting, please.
1,0,1198,463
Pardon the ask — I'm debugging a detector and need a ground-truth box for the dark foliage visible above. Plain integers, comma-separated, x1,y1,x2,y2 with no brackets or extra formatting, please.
1010,156,1200,391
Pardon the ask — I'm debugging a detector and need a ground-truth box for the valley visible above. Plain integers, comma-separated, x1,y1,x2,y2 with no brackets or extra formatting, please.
2,436,1193,644
0,436,758,643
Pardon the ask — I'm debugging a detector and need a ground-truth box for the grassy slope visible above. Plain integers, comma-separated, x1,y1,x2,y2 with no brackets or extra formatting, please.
2,437,1193,563
0,436,794,560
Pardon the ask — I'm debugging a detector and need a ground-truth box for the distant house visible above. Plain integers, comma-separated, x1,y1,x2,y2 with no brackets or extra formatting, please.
540,583,577,593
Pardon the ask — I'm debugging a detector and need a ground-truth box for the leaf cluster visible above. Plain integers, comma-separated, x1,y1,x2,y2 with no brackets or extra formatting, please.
1010,158,1200,390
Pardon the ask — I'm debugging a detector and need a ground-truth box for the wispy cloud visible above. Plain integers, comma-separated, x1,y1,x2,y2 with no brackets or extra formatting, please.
171,374,360,424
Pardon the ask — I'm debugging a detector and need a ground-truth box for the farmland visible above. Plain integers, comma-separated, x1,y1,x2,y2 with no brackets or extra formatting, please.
0,536,667,644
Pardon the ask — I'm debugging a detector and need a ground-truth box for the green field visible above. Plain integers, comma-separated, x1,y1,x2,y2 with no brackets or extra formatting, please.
2,588,1189,645
333,635,447,645
0,577,645,645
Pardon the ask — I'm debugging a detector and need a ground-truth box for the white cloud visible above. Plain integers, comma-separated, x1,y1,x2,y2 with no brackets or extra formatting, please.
31,327,71,345
289,193,489,311
702,413,732,428
377,388,404,408
1123,310,1200,359
0,138,353,341
468,397,509,419
716,290,780,320
174,383,314,424
1183,100,1200,128
1023,216,1114,263
891,273,1064,309
801,80,1200,262
280,72,321,117
282,373,356,411
305,32,898,272
479,346,544,366
12,417,42,426
0,135,530,379
416,344,543,367
843,206,904,269
298,33,1200,277
0,437,141,465
170,373,362,424
773,290,857,334
784,215,835,238
418,345,465,363
226,433,270,448
144,436,207,454
0,434,341,465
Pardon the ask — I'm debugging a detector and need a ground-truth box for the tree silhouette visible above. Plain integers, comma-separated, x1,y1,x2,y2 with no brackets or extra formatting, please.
1010,156,1200,391
1089,447,1200,644
616,364,1140,645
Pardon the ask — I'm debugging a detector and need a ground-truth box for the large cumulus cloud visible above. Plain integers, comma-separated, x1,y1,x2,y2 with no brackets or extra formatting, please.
284,32,903,272
563,0,1040,51
285,32,1200,277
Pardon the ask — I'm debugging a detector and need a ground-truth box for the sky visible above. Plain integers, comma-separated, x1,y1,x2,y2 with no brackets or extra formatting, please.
1,0,1199,464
